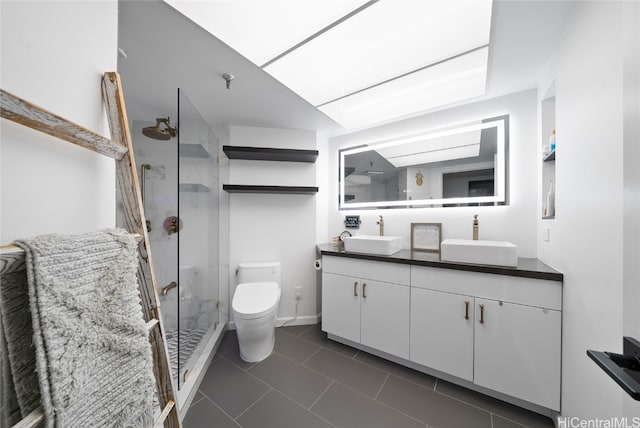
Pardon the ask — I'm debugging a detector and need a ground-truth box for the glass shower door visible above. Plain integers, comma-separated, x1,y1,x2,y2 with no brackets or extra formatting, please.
177,89,219,389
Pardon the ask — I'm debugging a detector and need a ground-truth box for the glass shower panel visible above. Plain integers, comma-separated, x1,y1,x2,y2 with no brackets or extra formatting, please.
177,89,220,389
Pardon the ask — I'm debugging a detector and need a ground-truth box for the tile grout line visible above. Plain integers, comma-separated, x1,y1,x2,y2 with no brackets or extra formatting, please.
490,412,530,428
301,344,324,366
351,354,437,392
233,387,274,422
308,379,335,410
329,377,429,427
277,324,312,339
196,394,242,427
189,396,204,408
428,386,496,421
431,374,541,426
433,377,438,391
271,350,334,383
216,352,256,372
308,409,340,428
374,373,390,400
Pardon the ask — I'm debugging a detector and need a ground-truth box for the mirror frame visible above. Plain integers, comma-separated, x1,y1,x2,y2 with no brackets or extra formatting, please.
339,115,509,210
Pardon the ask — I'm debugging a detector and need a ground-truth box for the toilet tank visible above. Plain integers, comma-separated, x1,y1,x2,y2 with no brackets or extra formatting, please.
238,262,281,284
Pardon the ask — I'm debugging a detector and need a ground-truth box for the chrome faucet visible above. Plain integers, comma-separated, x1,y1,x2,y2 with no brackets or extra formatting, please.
473,214,479,240
377,215,384,236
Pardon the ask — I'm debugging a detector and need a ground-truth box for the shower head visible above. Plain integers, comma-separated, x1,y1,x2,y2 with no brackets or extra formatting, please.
142,117,176,140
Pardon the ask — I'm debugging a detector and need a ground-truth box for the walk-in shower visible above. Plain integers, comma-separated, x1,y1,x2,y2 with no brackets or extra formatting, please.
122,90,223,412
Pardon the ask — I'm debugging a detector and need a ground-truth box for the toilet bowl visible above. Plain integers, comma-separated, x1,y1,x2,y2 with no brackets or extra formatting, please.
232,262,281,362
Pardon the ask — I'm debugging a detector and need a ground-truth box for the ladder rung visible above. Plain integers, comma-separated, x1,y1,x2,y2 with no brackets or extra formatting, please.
12,406,43,428
0,233,144,275
146,318,159,332
153,400,176,428
11,400,176,428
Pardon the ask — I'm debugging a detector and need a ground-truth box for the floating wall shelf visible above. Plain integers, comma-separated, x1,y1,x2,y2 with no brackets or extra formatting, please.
179,183,209,193
222,145,318,163
223,185,318,194
179,143,209,158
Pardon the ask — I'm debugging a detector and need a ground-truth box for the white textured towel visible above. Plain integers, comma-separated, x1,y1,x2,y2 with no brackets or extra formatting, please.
9,229,155,428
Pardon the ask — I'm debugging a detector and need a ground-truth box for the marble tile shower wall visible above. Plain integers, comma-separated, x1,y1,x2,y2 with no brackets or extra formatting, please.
132,121,215,332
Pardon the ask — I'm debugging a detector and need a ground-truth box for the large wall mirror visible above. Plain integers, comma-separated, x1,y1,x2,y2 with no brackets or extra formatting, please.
339,115,509,209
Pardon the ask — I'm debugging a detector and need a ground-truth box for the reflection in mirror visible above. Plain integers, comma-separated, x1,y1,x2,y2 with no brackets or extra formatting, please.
339,115,509,209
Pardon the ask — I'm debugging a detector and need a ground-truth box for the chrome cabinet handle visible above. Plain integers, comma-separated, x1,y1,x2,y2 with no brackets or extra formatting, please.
479,304,485,324
363,283,367,299
464,300,469,320
354,281,358,297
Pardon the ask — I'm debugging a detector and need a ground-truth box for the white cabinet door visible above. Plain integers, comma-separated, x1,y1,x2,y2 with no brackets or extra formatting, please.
322,273,361,343
410,288,474,381
361,280,410,359
474,298,561,411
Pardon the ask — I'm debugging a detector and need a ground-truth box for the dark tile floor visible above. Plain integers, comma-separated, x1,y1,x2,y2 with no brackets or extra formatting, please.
184,324,555,428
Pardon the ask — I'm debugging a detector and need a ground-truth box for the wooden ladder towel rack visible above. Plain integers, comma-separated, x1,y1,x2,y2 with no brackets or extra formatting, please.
0,72,181,428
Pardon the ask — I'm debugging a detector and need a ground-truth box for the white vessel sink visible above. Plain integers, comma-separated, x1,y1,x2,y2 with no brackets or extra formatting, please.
343,235,402,256
441,239,518,267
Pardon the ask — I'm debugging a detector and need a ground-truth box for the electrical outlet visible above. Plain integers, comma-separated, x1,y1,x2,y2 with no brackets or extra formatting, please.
544,227,550,242
294,287,303,300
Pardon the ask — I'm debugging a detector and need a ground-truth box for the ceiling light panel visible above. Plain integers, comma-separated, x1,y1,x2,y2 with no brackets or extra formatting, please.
164,0,369,66
264,0,492,106
319,47,489,129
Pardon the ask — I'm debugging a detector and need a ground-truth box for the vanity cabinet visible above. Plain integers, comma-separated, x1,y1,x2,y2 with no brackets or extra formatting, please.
473,297,561,411
410,288,475,382
322,256,410,359
411,266,561,411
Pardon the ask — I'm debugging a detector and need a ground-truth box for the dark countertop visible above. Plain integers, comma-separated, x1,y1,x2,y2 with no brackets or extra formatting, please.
317,243,563,282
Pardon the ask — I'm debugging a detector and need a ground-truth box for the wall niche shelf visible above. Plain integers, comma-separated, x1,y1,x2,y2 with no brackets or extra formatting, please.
223,185,318,195
222,145,318,163
541,86,556,220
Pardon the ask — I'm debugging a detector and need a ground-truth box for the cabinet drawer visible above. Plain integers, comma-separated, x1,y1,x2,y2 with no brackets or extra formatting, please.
323,256,410,285
411,266,561,310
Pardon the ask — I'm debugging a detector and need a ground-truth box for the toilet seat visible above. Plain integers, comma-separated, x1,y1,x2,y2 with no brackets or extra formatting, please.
232,282,280,319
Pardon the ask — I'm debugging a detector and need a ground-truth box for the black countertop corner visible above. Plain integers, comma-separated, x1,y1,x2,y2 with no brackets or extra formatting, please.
317,243,563,282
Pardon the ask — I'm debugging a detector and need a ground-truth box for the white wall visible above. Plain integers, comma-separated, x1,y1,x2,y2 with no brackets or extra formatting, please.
537,1,640,420
326,90,538,257
228,125,319,325
0,1,118,243
622,1,640,419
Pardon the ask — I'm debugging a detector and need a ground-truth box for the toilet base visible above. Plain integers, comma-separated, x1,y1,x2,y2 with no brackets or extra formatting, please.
235,312,276,363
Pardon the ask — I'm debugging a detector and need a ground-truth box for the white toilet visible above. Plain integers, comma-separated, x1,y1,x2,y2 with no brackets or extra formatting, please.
232,262,281,362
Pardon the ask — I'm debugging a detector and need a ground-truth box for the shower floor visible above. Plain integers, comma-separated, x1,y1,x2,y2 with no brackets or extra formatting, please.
165,328,209,381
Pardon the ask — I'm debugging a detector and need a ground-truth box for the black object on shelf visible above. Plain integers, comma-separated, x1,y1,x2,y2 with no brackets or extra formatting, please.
222,145,318,163
543,150,556,162
587,336,640,400
222,185,318,194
